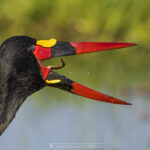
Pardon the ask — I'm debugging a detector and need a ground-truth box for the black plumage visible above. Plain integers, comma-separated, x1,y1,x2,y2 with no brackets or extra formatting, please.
0,36,45,135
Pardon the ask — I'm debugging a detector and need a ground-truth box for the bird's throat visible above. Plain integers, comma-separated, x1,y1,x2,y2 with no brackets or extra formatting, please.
0,93,27,135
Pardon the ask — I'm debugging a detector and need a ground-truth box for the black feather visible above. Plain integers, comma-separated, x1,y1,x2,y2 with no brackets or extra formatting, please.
0,36,45,135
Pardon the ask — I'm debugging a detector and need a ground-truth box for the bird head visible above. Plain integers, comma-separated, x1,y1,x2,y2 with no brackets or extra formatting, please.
0,36,45,97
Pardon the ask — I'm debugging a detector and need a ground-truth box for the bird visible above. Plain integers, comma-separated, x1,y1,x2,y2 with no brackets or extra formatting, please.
0,36,136,135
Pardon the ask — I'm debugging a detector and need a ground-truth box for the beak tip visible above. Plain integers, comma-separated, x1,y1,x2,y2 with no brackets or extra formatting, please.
120,42,137,48
130,43,137,47
118,100,132,105
122,102,132,105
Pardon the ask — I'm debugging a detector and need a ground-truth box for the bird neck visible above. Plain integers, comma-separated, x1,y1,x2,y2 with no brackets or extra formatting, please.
0,77,45,135
0,90,27,135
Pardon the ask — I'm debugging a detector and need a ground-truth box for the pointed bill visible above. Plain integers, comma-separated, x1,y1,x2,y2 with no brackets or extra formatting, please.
34,40,136,60
46,71,131,105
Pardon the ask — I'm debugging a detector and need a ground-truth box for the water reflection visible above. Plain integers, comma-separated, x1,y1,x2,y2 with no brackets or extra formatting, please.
0,90,150,150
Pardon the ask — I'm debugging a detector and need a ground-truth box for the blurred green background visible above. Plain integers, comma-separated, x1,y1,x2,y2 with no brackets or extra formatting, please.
0,0,149,88
0,0,150,150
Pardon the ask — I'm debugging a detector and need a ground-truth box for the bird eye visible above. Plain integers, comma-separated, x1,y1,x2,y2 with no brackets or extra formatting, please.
28,45,35,52
32,45,35,51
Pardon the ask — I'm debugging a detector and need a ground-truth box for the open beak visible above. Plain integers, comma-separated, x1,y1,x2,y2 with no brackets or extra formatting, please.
33,38,136,105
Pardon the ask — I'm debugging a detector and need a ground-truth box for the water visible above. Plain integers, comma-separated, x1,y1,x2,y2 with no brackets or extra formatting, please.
0,91,150,150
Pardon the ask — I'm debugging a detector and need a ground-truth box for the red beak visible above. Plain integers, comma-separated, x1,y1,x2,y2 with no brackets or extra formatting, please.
33,40,136,105
46,70,131,105
34,41,136,60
